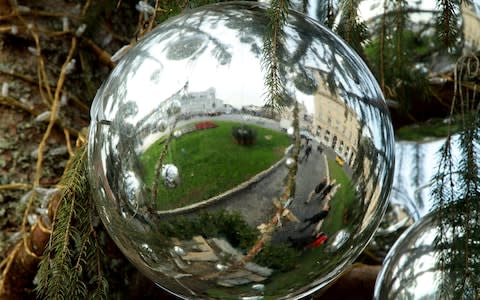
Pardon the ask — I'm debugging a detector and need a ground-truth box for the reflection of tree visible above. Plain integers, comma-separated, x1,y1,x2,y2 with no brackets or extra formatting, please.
385,245,439,299
160,21,233,65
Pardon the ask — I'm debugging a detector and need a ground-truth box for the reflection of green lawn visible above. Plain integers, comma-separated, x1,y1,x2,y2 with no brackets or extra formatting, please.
140,120,290,209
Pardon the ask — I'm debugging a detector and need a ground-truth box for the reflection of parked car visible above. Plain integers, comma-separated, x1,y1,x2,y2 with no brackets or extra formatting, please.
335,155,345,167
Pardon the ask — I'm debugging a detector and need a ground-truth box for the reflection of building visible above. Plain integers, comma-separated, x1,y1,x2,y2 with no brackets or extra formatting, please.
136,87,228,151
278,102,310,131
312,71,360,165
462,1,480,50
177,87,226,115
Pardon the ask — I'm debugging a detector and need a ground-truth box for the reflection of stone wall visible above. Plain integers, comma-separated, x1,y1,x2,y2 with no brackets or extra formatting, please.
463,2,480,50
312,71,360,165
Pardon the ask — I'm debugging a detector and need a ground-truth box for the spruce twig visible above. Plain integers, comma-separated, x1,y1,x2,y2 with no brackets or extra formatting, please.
151,118,178,207
431,53,480,298
263,0,290,111
35,146,108,300
436,0,459,49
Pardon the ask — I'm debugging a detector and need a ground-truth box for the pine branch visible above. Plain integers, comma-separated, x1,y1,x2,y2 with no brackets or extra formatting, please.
435,0,460,49
262,0,290,111
431,54,480,298
35,146,108,300
336,0,368,57
393,0,407,70
151,118,178,206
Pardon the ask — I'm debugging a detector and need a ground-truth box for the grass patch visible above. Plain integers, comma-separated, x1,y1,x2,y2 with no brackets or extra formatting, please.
140,120,290,210
396,117,460,141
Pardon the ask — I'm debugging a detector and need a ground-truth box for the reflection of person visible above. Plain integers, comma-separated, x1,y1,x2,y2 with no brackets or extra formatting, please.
301,143,312,163
305,177,329,203
300,205,330,232
288,232,328,250
324,183,341,204
319,179,336,199
317,145,323,153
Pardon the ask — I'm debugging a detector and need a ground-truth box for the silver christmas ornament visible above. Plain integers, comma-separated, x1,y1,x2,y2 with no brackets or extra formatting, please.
374,206,480,299
161,163,180,188
88,2,394,299
285,157,295,168
286,126,295,138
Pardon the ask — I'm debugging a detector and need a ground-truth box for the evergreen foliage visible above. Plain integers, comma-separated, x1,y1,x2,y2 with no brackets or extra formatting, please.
336,0,369,58
436,0,462,49
231,125,258,145
254,243,299,272
263,0,291,111
431,55,480,298
362,1,435,110
35,146,108,300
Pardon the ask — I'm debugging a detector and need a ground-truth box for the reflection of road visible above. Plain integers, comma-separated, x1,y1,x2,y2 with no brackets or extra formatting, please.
196,140,330,242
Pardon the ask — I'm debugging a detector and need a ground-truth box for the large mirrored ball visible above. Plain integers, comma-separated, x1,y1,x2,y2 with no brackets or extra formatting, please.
374,206,480,299
88,2,394,299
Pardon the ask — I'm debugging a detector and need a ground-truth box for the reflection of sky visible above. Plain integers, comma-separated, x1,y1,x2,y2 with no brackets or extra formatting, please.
392,135,462,219
119,16,266,125
358,0,438,23
127,27,263,121
99,2,390,149
475,0,480,15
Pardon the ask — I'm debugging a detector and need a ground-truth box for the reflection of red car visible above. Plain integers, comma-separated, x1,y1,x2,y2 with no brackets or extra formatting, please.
305,233,328,249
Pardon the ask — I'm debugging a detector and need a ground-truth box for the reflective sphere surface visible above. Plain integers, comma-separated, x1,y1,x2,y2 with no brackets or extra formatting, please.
357,0,474,71
367,197,415,260
88,2,394,299
374,206,480,299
